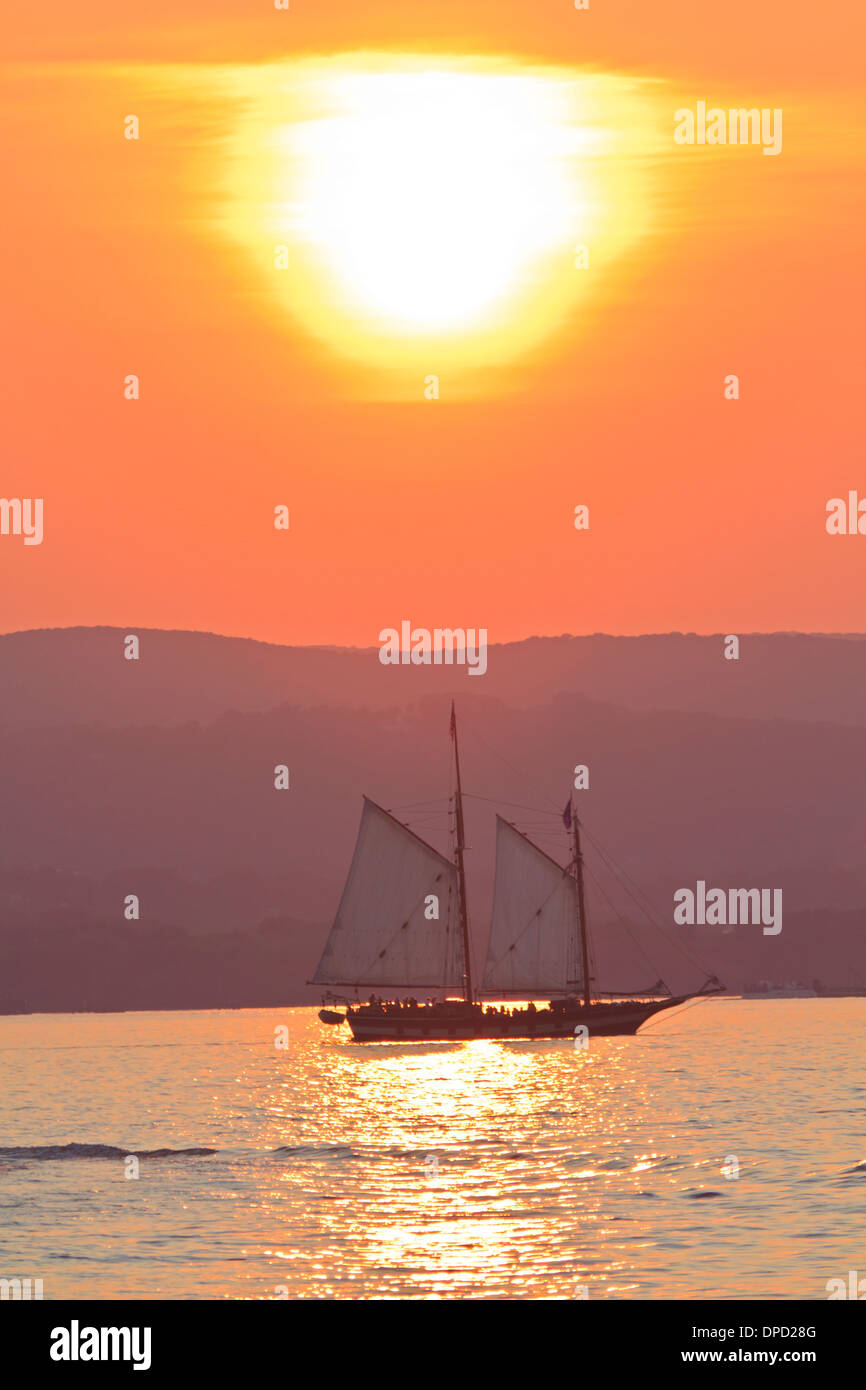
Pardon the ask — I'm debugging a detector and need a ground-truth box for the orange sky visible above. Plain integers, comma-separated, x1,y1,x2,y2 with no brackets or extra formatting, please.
1,1,864,646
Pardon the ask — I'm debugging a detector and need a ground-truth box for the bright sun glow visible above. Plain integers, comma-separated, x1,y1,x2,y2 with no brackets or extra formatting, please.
283,72,597,333
221,56,659,392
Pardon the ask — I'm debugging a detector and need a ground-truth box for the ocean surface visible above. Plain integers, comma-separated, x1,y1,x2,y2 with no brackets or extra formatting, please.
1,1000,863,1300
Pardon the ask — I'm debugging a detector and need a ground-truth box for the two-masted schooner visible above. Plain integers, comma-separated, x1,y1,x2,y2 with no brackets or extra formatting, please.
314,705,722,1041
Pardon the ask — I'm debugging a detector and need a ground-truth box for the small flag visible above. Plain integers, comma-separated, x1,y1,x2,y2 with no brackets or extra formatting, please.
449,703,456,739
562,798,572,831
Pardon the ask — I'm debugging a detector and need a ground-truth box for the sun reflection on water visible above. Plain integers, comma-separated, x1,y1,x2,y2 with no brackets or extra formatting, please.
256,1031,699,1298
6,1003,864,1299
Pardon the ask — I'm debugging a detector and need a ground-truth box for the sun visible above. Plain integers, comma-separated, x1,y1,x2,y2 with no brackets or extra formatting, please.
221,56,659,392
282,69,595,334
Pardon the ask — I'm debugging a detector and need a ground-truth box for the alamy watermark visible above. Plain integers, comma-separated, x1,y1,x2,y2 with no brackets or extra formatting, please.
378,623,487,676
826,491,866,535
50,1322,152,1370
674,103,782,156
826,1270,866,1299
674,880,782,935
0,497,43,545
1,1276,43,1299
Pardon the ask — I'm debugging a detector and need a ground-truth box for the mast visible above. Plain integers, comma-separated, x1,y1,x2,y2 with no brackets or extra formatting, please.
450,702,474,1004
570,797,592,1007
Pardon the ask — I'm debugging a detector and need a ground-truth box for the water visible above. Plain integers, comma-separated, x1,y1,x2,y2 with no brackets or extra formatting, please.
1,1001,863,1300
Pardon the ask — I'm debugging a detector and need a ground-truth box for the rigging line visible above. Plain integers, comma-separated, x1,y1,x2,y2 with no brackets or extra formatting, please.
505,828,567,839
463,792,561,817
486,865,574,971
459,715,563,814
386,797,452,811
506,815,562,825
584,826,677,928
354,871,456,987
589,839,713,979
580,825,717,979
350,801,459,988
580,821,682,931
637,995,712,1034
582,861,670,988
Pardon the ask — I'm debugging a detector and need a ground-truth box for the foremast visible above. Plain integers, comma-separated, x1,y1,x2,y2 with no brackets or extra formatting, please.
450,702,474,1005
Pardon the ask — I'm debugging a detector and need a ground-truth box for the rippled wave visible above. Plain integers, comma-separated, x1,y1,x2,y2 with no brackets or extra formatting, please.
0,1143,217,1162
0,1001,864,1299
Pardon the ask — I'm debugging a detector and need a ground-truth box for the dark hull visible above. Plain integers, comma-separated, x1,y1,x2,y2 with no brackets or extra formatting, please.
341,996,691,1042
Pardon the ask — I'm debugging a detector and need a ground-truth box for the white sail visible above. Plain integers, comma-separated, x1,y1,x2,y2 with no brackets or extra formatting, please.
482,817,579,994
313,797,464,990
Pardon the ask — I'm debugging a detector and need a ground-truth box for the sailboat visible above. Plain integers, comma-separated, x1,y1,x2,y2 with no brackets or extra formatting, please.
314,705,723,1041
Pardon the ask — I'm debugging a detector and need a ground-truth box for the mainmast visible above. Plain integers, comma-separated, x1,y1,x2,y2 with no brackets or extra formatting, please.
450,702,474,1004
570,797,592,1007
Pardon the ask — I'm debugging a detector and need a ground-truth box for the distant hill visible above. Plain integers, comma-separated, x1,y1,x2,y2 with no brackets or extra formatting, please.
1,627,865,1011
2,627,866,726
